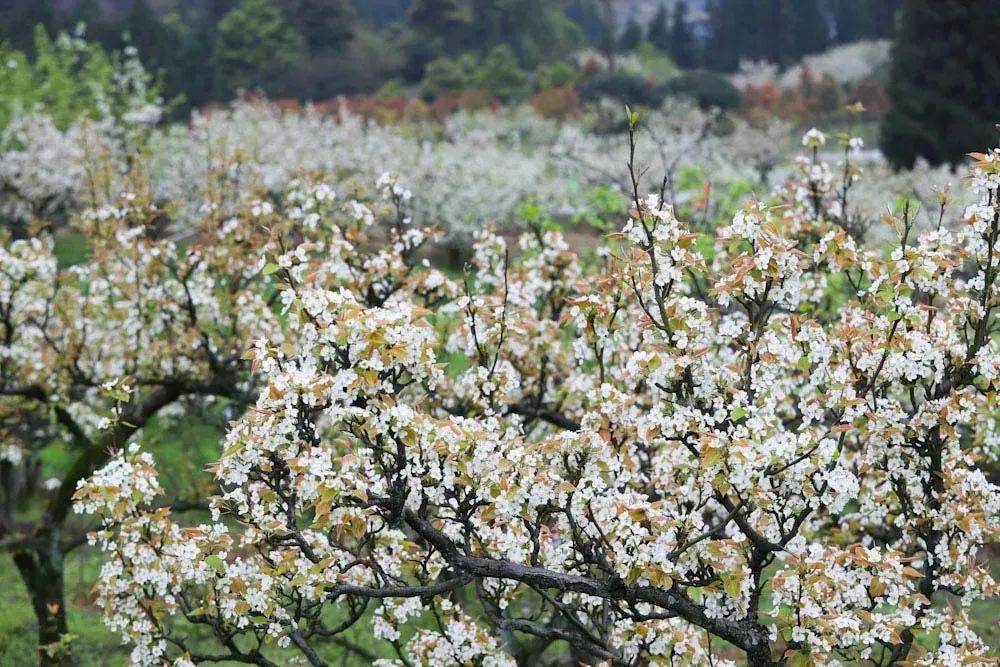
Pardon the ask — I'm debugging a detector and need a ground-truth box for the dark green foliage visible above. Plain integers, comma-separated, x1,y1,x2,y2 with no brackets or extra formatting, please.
354,0,410,27
475,45,528,101
205,0,242,21
666,69,741,109
264,0,371,98
405,1,583,85
123,1,194,112
419,53,478,99
418,45,530,102
578,70,666,108
704,0,751,71
0,0,907,108
289,0,357,50
408,0,473,54
782,0,829,64
618,18,643,52
409,0,468,28
830,0,874,43
647,4,669,52
704,0,786,71
869,0,903,37
0,0,366,107
704,0,840,72
404,0,472,79
534,62,579,90
0,0,55,52
159,10,217,113
669,1,698,69
566,0,606,45
124,0,170,59
528,10,586,66
466,1,584,67
594,0,618,59
881,0,1000,168
212,0,305,97
57,2,223,114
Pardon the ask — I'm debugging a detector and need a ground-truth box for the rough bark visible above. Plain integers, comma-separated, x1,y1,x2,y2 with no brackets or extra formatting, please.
13,528,73,667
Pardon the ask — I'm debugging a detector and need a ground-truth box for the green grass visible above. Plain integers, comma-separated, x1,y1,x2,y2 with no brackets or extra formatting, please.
967,558,1000,653
0,550,126,666
0,409,228,666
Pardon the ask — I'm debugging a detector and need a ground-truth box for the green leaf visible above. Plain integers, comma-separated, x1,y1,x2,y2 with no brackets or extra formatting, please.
205,555,225,574
703,446,724,467
722,573,742,599
108,388,130,402
788,651,813,667
221,442,244,458
624,104,640,129
262,263,282,276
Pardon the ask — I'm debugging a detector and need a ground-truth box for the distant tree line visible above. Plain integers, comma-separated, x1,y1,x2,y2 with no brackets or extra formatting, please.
0,0,901,115
619,0,900,72
3,0,997,169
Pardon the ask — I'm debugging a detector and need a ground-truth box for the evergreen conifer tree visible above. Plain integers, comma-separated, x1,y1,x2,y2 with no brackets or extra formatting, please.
670,1,698,68
648,4,670,52
882,0,1000,167
619,17,643,52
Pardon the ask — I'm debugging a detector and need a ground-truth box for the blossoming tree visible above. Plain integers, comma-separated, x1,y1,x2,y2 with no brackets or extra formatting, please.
73,126,999,666
0,173,439,665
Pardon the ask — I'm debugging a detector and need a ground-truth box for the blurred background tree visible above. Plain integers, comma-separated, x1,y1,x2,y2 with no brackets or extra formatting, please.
669,1,698,69
647,5,669,53
881,0,1000,168
618,17,643,52
830,0,874,44
475,45,529,101
0,0,903,104
290,0,356,49
213,0,305,98
1,0,998,168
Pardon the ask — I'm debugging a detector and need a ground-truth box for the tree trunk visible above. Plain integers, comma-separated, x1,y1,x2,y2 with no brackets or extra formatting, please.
745,642,779,667
13,530,73,667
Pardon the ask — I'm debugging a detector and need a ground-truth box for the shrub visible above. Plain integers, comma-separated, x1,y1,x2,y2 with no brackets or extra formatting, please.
377,78,407,97
739,64,889,126
419,53,477,100
212,0,305,98
632,42,680,83
578,70,666,107
529,85,580,120
474,45,529,102
533,61,579,90
666,70,741,110
429,89,499,119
